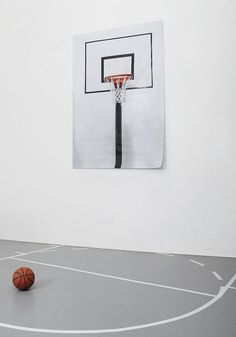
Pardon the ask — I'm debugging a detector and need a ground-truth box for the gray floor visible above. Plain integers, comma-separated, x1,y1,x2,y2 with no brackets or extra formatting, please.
0,240,235,337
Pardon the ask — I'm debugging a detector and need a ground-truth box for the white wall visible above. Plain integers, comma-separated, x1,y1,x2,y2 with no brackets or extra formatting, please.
0,0,235,257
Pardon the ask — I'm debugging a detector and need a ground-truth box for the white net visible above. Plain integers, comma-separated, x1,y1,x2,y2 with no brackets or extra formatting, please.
105,75,131,104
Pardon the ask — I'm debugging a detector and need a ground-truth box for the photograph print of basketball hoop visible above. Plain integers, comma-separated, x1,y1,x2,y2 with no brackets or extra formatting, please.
73,21,165,169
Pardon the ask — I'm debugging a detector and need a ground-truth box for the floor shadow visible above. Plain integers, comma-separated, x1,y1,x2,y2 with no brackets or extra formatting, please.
33,278,54,290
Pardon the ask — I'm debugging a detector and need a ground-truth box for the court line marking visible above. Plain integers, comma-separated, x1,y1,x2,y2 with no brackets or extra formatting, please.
189,259,205,267
229,286,236,290
39,250,59,254
15,252,25,254
11,257,215,298
157,253,174,257
0,266,235,334
212,271,223,281
70,248,89,251
0,245,62,261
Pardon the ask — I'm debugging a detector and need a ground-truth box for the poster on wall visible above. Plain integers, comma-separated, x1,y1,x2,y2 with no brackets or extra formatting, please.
73,21,165,169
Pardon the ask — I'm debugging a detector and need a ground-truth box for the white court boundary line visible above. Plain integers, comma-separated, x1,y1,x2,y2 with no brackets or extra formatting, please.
39,250,60,254
212,271,223,281
11,257,215,298
189,259,205,267
0,245,63,261
157,252,174,257
230,286,236,290
0,257,235,335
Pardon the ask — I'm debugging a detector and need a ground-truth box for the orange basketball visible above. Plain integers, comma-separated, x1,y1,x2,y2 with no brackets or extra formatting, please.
12,267,35,290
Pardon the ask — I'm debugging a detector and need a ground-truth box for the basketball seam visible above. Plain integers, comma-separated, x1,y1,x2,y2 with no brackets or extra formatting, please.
23,275,30,288
26,269,34,279
26,272,34,277
14,271,21,276
21,268,27,289
26,268,31,275
25,275,34,285
26,268,35,283
26,273,34,278
26,276,34,288
16,277,22,289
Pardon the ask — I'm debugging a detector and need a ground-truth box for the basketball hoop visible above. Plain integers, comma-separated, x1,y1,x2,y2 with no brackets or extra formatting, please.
105,74,132,103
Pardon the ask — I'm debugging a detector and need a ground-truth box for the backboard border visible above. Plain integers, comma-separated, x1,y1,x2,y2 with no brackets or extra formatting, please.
84,32,153,94
101,53,135,83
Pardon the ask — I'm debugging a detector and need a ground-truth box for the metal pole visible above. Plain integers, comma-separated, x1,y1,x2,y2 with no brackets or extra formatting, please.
115,102,122,168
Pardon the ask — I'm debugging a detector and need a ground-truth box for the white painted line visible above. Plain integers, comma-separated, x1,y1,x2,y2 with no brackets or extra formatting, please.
15,252,25,254
229,286,236,290
39,250,59,254
189,259,205,267
11,257,215,298
0,245,62,262
212,271,223,281
157,252,174,257
0,267,234,335
70,248,89,251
